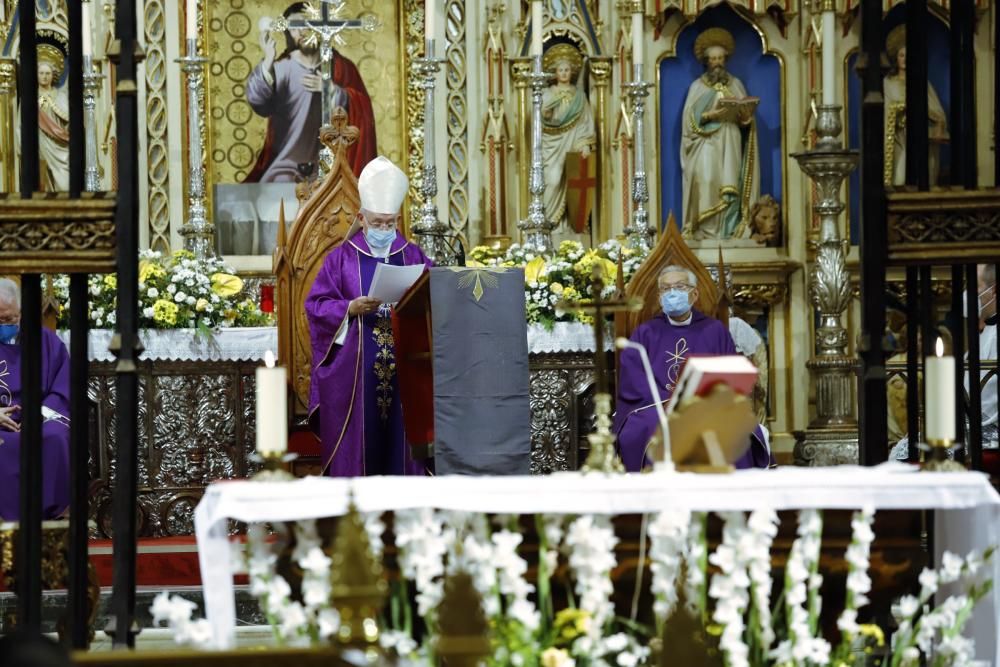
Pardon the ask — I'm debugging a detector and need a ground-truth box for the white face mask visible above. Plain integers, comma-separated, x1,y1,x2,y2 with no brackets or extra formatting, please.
962,287,995,319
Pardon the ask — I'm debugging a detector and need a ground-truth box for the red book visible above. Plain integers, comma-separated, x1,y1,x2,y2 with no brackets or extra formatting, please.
667,355,758,413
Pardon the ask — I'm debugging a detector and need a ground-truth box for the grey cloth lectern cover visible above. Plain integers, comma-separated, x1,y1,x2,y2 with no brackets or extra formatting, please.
429,267,530,475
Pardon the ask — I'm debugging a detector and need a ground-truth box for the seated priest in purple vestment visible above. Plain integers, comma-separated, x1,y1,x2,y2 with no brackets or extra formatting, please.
613,266,773,472
0,278,71,520
305,157,432,476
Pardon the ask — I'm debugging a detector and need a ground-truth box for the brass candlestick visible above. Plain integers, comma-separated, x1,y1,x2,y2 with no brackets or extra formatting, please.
921,438,964,472
250,451,298,481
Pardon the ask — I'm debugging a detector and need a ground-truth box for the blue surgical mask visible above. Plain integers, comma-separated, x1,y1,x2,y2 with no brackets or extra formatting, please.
365,227,396,249
0,324,18,344
660,290,691,318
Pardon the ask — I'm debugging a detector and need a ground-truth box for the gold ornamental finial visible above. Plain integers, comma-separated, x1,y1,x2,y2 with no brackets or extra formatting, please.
329,501,388,656
436,570,491,666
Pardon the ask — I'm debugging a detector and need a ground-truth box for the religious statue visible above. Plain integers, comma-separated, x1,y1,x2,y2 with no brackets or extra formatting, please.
31,40,70,192
244,1,377,182
680,28,759,242
541,44,596,234
883,26,949,187
748,194,781,246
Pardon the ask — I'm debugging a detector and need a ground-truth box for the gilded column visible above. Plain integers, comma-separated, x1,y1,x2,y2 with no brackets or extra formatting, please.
590,56,612,243
511,58,532,228
143,0,171,251
0,58,16,192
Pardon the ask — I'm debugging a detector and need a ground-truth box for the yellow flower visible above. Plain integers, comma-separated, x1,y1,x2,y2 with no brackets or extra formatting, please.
558,240,583,255
152,299,178,326
102,274,117,290
211,272,243,297
465,259,486,267
541,648,573,667
139,261,166,284
524,256,546,284
858,624,885,647
600,258,618,282
195,298,209,312
172,249,195,260
549,282,564,294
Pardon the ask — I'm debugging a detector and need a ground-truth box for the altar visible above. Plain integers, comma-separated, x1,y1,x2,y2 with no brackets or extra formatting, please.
193,466,1000,661
70,325,608,538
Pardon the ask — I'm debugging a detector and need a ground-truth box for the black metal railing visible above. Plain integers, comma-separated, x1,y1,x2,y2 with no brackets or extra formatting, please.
858,0,999,471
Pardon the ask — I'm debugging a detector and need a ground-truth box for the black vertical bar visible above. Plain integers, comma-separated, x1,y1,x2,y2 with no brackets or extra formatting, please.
109,0,141,648
17,277,43,632
68,275,90,648
16,0,42,633
920,266,935,356
67,0,90,650
950,0,976,188
905,0,930,189
858,0,887,465
906,268,920,459
967,265,982,471
18,0,39,195
68,0,85,196
951,265,966,462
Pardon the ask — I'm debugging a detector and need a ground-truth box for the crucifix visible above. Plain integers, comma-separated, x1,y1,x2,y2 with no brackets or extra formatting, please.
557,263,642,473
282,0,376,127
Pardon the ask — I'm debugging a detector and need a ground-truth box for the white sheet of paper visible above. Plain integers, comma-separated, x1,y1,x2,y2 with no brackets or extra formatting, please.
368,263,426,303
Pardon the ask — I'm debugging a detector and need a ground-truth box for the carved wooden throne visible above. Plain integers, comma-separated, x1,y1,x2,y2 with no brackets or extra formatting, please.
274,109,361,420
615,214,723,342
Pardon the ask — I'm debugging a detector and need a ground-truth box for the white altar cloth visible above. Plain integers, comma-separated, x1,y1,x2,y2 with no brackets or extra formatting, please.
62,322,605,362
194,466,1000,656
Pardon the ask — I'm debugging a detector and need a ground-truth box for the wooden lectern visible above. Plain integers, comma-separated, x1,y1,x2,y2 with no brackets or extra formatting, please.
392,271,435,458
390,267,531,475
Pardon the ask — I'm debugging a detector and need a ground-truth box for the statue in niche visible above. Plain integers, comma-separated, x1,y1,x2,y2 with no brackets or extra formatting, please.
749,194,781,246
883,26,949,186
541,44,596,235
17,39,70,191
680,28,759,242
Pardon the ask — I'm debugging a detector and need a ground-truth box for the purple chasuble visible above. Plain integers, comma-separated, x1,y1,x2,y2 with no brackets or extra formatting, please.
305,230,431,476
0,328,71,520
614,310,772,472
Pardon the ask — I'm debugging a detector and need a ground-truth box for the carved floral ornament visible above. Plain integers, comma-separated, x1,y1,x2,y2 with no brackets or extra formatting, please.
651,0,982,21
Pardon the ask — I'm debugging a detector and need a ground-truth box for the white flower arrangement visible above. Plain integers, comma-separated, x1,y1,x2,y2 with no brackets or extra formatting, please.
148,510,994,667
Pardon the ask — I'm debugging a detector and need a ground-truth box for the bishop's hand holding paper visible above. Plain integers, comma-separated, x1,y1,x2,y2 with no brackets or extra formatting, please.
305,156,431,477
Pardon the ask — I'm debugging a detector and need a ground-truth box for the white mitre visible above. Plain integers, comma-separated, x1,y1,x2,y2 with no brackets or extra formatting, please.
358,156,409,215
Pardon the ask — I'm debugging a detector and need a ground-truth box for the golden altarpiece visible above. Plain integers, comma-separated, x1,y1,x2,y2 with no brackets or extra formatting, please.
0,0,998,497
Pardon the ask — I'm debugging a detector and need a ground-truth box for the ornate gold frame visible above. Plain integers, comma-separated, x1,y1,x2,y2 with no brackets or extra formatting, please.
195,0,415,236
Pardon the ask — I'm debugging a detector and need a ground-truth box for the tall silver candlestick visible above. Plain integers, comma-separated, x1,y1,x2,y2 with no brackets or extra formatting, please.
518,54,554,253
623,63,654,252
411,39,456,265
791,104,860,466
82,55,101,192
177,38,215,258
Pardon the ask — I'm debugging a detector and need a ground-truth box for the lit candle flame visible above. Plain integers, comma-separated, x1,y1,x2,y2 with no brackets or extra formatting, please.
935,337,944,358
264,350,276,368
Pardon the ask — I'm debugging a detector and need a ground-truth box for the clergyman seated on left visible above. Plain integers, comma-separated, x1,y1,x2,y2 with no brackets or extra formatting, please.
0,278,71,521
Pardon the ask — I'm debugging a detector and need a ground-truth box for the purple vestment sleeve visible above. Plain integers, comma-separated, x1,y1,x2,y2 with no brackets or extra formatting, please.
246,63,278,118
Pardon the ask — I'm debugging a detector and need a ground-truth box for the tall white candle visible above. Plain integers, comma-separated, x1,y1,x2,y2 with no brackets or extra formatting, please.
821,11,835,105
530,1,543,57
631,12,643,67
186,0,198,41
256,350,288,455
924,338,956,443
82,1,92,57
425,0,435,39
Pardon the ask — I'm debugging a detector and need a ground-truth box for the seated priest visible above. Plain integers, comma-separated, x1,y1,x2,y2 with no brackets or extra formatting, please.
305,157,432,477
614,265,772,472
0,278,71,520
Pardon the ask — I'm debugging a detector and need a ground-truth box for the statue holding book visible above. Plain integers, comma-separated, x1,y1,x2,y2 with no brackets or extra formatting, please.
680,28,760,241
